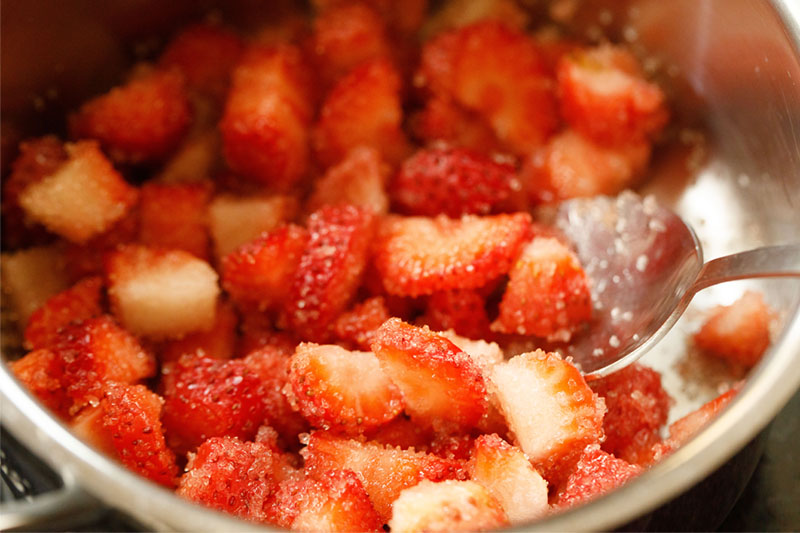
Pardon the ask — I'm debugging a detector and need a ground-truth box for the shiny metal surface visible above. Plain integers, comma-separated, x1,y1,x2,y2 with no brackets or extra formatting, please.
1,0,800,531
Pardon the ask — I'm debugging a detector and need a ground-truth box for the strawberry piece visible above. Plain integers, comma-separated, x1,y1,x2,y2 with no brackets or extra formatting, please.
589,363,671,464
371,319,488,432
522,128,651,204
555,444,642,508
309,2,393,88
365,416,434,450
410,96,503,153
62,209,140,282
419,21,558,155
18,141,139,244
283,205,376,341
10,349,72,418
159,300,238,363
424,0,530,36
558,44,668,144
469,434,549,524
391,147,523,217
492,236,592,342
220,45,313,189
177,436,297,523
301,431,466,522
106,244,220,339
71,383,177,487
429,433,475,462
419,289,493,340
138,182,211,260
286,343,404,434
311,0,428,36
160,23,244,100
24,276,104,351
2,136,66,248
388,480,508,532
489,350,605,482
160,356,272,455
69,68,191,163
221,224,309,311
313,58,411,167
306,146,390,216
373,212,531,297
270,469,382,531
694,291,773,368
237,313,300,357
667,384,741,447
1,246,68,326
333,296,391,351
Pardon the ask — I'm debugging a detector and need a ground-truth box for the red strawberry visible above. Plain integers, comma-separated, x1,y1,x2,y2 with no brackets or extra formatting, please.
365,415,434,450
409,96,503,153
558,44,668,145
311,0,428,36
371,318,488,432
418,289,493,340
391,147,523,217
333,296,391,351
71,383,177,487
62,208,140,282
286,343,404,435
70,68,191,163
237,312,299,357
138,182,211,260
301,431,466,522
221,224,309,311
492,236,592,342
306,146,390,216
555,444,642,508
10,349,72,418
283,205,376,341
24,276,104,351
694,291,773,368
667,384,741,448
159,300,238,363
373,212,531,297
313,58,411,167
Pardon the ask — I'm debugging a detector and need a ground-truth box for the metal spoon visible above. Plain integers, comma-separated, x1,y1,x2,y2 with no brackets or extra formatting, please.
552,190,800,377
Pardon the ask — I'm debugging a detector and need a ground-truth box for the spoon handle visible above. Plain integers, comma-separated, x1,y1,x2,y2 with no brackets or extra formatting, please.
692,243,800,292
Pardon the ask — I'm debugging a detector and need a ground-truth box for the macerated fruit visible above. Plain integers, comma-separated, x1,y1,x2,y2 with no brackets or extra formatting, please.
70,68,192,163
1,246,68,325
555,444,642,508
332,296,392,351
373,212,531,297
106,245,220,339
159,300,238,363
489,350,605,482
410,96,503,153
306,146,390,216
311,0,428,36
694,291,773,367
667,384,741,448
138,182,211,259
391,147,522,217
469,434,549,524
286,343,404,434
371,319,488,432
419,289,493,341
423,0,530,36
492,236,592,342
18,141,138,244
388,480,508,532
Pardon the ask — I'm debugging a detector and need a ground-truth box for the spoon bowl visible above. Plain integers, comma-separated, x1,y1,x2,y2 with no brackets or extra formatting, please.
554,191,800,376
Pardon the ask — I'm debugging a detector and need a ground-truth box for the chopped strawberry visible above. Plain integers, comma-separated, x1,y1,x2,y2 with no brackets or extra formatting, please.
70,68,191,163
283,205,376,341
71,383,177,487
160,356,271,455
555,444,642,508
365,415,434,450
558,44,668,144
373,212,531,297
521,128,651,204
306,146,390,216
106,244,220,339
62,208,140,282
667,384,741,447
389,480,508,532
419,21,558,155
220,44,313,189
10,349,72,418
139,182,211,259
589,363,671,464
156,129,220,184
237,313,300,357
469,433,549,524
309,2,393,88
429,433,475,462
419,289,493,340
1,246,68,325
270,469,383,531
301,431,466,522
18,141,139,244
489,350,605,482
694,291,773,368
313,58,411,168
391,147,523,217
160,23,244,100
492,236,592,342
221,224,308,311
409,96,503,153
371,319,488,432
311,0,428,37
333,296,391,351
177,436,297,522
424,0,530,36
159,300,238,363
286,343,404,435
